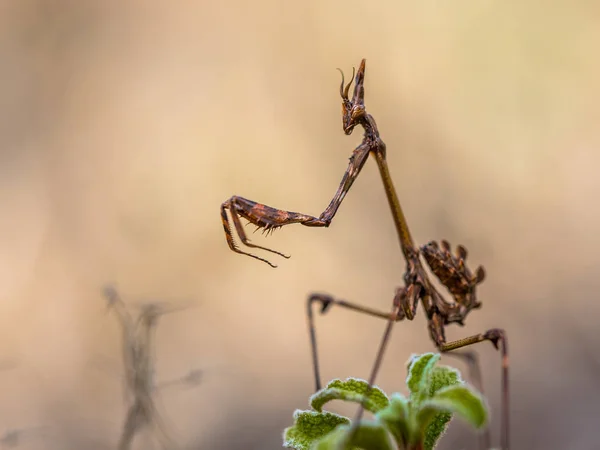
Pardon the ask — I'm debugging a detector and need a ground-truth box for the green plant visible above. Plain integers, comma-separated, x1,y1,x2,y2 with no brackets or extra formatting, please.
283,353,488,450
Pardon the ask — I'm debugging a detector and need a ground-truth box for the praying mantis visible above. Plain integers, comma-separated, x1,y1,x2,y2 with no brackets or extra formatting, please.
221,59,509,450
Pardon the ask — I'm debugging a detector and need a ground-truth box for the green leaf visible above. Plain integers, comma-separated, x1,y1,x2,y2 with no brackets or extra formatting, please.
426,365,462,397
405,355,472,449
312,421,395,450
375,393,410,448
310,378,390,414
415,406,453,450
406,353,440,400
283,410,350,450
419,385,488,430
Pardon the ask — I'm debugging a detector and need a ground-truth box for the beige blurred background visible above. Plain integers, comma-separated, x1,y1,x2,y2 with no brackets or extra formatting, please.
0,0,599,449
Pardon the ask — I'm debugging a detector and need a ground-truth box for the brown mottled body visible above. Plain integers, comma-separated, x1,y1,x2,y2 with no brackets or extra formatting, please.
421,240,486,302
221,59,510,449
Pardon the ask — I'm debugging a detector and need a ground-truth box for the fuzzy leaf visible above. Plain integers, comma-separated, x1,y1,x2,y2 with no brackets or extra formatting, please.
375,393,410,448
427,365,462,397
417,409,453,450
406,353,440,400
312,421,394,450
416,364,464,448
311,378,390,414
406,355,469,449
419,385,488,430
283,410,350,450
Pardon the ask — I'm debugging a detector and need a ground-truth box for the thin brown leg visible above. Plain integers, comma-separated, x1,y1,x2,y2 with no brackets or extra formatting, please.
340,298,404,450
307,293,399,391
444,351,491,450
352,301,402,423
439,329,509,450
306,290,410,450
347,285,422,441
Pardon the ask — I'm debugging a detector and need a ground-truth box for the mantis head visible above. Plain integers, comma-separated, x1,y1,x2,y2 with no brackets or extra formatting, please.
338,58,367,135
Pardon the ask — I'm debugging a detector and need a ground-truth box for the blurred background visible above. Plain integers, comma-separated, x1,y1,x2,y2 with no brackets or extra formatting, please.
0,0,599,448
